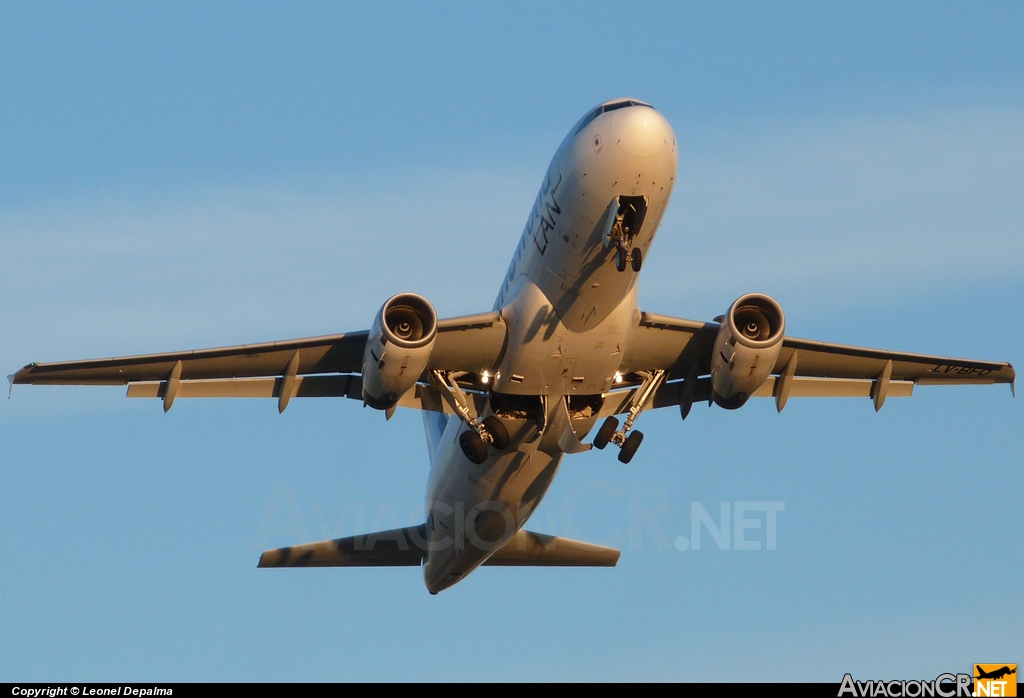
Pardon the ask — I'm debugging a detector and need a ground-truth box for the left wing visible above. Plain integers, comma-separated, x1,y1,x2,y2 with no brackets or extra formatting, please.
614,310,1015,413
10,311,506,411
11,332,368,386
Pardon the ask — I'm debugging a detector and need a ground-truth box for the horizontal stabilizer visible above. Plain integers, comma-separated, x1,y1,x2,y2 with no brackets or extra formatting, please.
258,526,620,568
483,530,620,567
258,525,426,567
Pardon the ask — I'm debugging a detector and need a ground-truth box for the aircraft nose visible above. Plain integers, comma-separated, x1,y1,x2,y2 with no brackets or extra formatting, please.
613,107,675,157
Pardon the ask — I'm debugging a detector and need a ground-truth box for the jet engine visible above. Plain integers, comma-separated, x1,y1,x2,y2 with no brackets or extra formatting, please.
361,293,437,410
710,293,785,409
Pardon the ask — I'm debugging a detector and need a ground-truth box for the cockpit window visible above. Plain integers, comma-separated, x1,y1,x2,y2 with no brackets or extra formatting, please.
575,100,653,134
575,107,603,135
602,100,633,113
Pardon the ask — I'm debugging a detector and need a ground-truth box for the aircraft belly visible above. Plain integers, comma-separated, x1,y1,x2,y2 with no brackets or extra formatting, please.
424,102,680,592
494,280,636,396
423,420,563,593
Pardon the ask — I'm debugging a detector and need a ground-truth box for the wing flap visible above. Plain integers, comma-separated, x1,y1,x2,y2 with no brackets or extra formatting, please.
125,374,364,399
753,376,914,398
598,376,914,417
123,377,471,415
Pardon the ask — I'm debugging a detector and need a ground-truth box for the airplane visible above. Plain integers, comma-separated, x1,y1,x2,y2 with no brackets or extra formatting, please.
10,97,1016,594
975,666,1016,681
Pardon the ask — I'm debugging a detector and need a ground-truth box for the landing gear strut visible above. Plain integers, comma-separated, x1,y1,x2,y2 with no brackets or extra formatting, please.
594,369,665,463
610,223,643,274
606,197,647,273
430,370,509,465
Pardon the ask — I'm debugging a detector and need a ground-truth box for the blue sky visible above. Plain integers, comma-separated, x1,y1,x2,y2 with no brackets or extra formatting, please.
1,2,1021,681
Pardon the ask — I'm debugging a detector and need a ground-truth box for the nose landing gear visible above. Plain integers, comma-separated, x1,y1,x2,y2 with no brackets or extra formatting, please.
605,196,648,273
630,247,642,272
613,245,643,273
592,369,665,463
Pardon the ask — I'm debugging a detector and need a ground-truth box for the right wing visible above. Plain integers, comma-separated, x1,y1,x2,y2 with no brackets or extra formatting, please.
10,311,507,411
612,310,1015,414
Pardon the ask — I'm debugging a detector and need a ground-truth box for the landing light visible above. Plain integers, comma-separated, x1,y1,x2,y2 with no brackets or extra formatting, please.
481,371,490,384
614,372,623,384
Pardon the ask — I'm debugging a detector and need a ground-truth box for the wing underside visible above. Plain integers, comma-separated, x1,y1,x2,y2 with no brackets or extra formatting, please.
11,308,1013,416
10,311,506,412
612,311,1014,414
11,332,369,385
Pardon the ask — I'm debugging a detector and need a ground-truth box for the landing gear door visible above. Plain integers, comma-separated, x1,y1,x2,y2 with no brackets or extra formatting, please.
599,198,619,250
617,195,648,244
602,195,649,249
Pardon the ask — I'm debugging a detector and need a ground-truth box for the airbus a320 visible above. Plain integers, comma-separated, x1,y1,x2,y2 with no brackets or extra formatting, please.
12,98,1015,594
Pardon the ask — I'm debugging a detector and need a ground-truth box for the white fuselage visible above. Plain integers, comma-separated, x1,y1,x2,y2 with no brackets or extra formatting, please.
422,100,678,593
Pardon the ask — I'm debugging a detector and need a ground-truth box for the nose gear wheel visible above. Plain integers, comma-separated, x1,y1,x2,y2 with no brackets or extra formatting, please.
630,247,642,272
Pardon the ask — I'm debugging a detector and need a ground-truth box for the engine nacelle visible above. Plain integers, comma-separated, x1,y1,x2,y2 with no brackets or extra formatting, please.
710,293,785,409
361,293,437,410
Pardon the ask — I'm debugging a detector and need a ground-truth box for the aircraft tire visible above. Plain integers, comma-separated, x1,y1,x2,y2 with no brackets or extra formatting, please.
618,430,644,464
482,416,510,450
593,416,618,450
615,247,627,272
630,247,642,272
459,430,488,464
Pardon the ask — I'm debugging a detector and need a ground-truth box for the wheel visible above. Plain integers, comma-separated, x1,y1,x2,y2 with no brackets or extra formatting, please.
593,416,618,450
615,247,627,272
459,430,488,464
630,247,642,272
482,416,510,450
618,430,644,464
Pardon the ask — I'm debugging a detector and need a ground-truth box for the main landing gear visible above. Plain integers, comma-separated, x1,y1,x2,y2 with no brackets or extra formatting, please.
458,415,509,465
592,369,665,464
429,370,509,465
